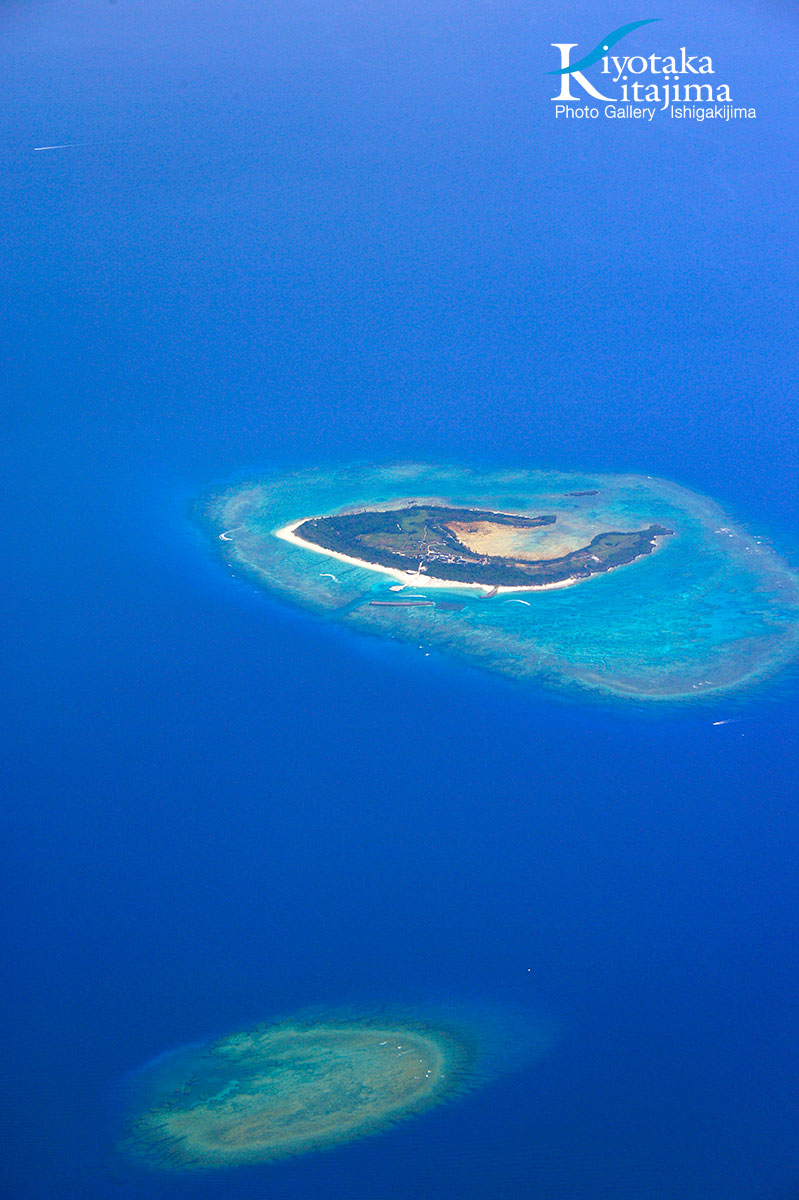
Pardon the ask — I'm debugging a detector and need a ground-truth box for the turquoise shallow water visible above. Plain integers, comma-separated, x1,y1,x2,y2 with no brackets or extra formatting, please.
119,1003,556,1174
4,0,799,1195
205,464,799,701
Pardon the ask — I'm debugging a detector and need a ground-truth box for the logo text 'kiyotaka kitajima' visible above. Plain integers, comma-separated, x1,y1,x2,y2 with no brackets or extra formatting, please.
550,21,733,109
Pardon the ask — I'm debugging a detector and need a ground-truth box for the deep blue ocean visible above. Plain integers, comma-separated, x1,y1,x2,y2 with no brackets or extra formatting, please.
3,2,799,1198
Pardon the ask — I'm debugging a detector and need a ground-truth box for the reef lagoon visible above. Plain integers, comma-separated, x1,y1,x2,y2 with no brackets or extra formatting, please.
202,464,799,702
120,1006,553,1172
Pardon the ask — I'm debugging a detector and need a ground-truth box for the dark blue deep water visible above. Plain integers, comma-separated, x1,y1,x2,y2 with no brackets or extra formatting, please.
3,2,799,1198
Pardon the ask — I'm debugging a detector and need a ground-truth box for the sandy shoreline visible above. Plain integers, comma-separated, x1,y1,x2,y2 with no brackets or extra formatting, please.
274,518,582,594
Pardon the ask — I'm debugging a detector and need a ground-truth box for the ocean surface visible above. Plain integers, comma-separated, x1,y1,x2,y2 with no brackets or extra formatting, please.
2,2,799,1198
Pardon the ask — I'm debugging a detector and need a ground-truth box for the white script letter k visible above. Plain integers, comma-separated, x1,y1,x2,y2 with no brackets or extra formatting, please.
550,44,614,101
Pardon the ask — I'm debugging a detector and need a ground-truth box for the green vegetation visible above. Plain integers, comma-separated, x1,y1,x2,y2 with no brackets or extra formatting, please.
201,464,799,698
296,504,673,587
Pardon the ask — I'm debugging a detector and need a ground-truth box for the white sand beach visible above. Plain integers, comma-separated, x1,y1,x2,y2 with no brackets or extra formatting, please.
274,518,582,594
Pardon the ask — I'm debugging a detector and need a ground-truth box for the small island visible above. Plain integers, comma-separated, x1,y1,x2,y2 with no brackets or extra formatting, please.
119,1005,553,1171
199,463,799,700
288,503,673,590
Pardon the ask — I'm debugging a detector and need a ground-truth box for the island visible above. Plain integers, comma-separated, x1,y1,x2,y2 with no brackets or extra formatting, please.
199,463,799,700
119,1005,553,1171
289,503,673,589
